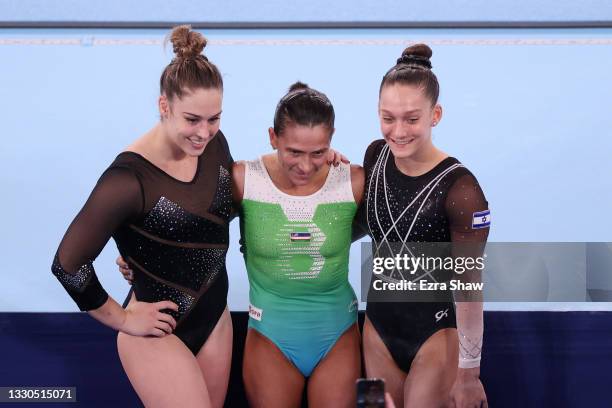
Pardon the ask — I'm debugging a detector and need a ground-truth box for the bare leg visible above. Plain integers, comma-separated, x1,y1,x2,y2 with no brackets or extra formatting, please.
195,307,233,408
403,328,458,408
117,332,211,408
363,316,406,406
242,329,305,408
308,323,361,408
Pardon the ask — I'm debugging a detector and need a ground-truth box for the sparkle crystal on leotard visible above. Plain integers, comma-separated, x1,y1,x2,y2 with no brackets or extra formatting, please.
135,269,197,319
128,214,227,292
52,253,94,292
142,196,228,244
209,165,232,219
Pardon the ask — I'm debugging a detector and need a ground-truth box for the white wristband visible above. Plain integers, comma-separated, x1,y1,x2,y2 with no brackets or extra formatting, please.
459,356,481,369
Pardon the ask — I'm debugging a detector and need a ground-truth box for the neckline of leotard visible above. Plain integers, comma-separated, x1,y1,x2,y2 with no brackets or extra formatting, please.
257,156,335,200
118,148,206,185
387,152,458,182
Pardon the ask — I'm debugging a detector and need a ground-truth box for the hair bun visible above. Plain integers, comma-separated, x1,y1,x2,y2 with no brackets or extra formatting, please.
288,81,309,93
397,43,433,69
169,25,207,60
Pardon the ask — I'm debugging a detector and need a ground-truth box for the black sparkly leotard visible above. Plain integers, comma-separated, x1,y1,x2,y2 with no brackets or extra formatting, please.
357,139,490,373
52,131,233,355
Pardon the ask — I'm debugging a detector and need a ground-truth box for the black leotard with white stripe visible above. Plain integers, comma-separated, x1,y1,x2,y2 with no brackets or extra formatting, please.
356,139,489,372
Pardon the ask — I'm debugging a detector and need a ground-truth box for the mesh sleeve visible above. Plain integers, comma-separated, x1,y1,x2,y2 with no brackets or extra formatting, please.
51,166,143,311
445,173,490,368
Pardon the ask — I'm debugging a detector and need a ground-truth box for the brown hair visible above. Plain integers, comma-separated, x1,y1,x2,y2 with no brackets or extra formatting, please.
380,43,439,106
273,81,335,136
159,25,223,101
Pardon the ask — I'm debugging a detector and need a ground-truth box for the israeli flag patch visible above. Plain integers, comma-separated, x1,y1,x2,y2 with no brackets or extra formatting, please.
472,210,491,229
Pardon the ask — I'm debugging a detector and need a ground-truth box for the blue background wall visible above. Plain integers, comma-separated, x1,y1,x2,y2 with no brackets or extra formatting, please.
1,0,611,26
1,27,611,312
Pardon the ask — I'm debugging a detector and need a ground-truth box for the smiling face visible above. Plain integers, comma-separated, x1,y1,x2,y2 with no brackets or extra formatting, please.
269,123,333,187
378,83,442,160
159,87,223,156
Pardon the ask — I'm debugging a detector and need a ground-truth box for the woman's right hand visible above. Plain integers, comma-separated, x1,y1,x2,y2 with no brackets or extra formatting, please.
119,300,179,337
116,256,134,284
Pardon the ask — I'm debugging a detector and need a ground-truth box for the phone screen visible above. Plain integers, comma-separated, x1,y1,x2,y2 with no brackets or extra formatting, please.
356,378,385,408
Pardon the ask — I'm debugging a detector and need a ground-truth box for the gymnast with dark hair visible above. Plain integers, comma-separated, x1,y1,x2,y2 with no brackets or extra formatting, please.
356,43,490,408
234,82,364,408
51,25,233,408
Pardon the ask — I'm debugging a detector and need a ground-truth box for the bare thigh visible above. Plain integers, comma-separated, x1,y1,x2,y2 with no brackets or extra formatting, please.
363,317,407,407
403,328,458,408
117,332,211,408
195,307,233,408
242,329,305,408
308,323,361,408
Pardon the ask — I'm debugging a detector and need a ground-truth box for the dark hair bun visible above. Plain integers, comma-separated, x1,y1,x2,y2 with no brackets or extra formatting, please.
169,25,207,60
402,43,432,59
397,43,433,69
288,81,309,92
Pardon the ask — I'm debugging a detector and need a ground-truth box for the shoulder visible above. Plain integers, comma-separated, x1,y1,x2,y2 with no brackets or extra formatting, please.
80,160,145,218
231,161,247,203
363,139,387,168
365,139,386,155
232,155,273,204
445,160,489,214
232,160,246,180
350,164,365,183
97,164,143,205
98,154,146,194
215,130,232,157
234,154,271,182
101,155,142,183
350,164,365,204
109,151,148,174
445,158,483,190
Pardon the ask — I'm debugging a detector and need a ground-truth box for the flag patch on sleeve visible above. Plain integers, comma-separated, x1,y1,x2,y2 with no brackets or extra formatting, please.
472,210,491,229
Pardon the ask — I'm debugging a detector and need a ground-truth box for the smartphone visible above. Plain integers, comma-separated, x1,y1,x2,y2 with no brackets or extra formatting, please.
356,378,385,408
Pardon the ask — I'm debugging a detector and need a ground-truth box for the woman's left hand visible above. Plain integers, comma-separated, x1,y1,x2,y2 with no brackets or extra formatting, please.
449,367,488,408
327,149,350,166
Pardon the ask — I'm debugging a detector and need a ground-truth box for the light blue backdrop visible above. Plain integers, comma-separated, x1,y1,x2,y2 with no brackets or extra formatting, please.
1,28,610,311
1,0,611,26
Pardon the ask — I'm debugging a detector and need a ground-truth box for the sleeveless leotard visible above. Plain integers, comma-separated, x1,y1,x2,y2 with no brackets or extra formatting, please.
240,159,357,376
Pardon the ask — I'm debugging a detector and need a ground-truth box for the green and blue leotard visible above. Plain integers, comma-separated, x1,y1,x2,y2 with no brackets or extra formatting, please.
240,158,357,376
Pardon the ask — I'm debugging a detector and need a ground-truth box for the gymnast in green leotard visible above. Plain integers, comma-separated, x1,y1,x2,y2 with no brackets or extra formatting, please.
233,82,364,408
